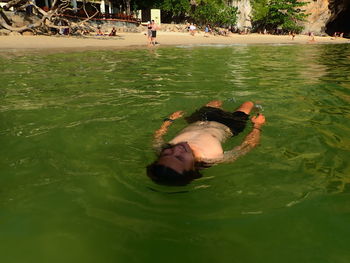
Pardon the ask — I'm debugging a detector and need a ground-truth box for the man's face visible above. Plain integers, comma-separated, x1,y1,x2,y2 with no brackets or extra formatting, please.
157,142,195,174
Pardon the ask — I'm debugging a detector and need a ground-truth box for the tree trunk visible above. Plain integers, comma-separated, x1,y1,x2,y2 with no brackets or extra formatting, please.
0,0,99,35
124,0,130,15
0,10,12,26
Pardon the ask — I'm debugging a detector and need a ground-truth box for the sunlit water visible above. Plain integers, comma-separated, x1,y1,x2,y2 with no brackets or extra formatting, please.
1,44,350,263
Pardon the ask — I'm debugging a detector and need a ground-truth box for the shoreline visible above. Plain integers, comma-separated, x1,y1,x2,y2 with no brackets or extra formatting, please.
0,32,349,54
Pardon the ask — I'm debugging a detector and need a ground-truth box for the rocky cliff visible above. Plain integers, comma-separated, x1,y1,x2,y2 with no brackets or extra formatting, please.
301,0,331,34
233,0,350,36
324,0,350,35
232,0,252,31
301,0,350,35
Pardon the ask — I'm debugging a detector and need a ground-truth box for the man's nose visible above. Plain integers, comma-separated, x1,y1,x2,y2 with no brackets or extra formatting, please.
173,146,184,154
163,148,174,155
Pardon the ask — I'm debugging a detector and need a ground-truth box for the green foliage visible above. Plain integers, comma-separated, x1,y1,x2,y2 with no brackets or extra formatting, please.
161,0,190,16
192,0,237,26
251,0,269,21
132,0,237,26
192,1,219,24
220,5,238,26
131,0,162,10
251,0,308,33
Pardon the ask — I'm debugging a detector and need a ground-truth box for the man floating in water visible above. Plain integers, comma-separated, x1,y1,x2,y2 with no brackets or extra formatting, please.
147,100,266,185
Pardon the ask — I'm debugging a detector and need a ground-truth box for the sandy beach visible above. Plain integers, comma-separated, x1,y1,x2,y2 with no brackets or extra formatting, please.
0,31,349,53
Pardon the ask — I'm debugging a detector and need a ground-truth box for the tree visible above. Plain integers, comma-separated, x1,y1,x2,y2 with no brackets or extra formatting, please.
0,0,99,35
251,0,308,33
131,0,237,26
191,0,237,26
161,0,191,16
159,0,190,22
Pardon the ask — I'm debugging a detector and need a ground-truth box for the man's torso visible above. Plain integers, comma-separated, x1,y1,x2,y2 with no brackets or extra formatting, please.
169,121,232,161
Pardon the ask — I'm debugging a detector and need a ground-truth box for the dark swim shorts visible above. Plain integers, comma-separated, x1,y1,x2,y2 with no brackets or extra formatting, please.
151,30,157,38
185,106,249,136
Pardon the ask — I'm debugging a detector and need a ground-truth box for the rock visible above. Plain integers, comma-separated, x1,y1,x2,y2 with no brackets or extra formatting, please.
9,31,21,36
11,15,23,24
232,0,252,31
230,0,350,36
9,15,26,27
301,0,350,35
301,0,331,34
325,0,350,35
132,27,141,33
0,29,11,36
13,21,26,27
22,31,34,36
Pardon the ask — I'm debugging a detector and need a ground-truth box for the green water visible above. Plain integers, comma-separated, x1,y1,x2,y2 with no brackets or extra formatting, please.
1,44,350,263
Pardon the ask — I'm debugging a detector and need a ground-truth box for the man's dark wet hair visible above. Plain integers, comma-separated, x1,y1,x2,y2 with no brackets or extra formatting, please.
147,163,202,186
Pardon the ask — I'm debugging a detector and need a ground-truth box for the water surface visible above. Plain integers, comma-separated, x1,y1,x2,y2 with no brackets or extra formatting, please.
1,44,350,263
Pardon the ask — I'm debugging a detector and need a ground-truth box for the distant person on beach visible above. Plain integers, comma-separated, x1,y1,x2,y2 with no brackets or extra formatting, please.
204,24,211,37
331,32,338,40
291,31,296,40
309,32,316,43
96,27,104,36
150,20,159,45
189,23,196,36
147,100,266,185
109,27,116,36
219,28,229,36
146,21,152,45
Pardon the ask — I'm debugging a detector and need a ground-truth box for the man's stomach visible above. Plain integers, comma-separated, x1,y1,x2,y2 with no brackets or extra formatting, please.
169,130,225,160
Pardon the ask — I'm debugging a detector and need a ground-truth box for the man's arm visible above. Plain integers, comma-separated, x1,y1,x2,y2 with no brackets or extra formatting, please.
152,110,184,152
221,113,266,163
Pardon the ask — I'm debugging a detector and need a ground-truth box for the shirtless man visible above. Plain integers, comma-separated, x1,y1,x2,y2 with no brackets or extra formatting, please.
147,100,266,185
150,20,159,45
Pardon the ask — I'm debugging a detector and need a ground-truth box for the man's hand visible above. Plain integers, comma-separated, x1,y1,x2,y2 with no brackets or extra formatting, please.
251,113,266,128
153,110,184,150
169,111,184,120
222,113,266,163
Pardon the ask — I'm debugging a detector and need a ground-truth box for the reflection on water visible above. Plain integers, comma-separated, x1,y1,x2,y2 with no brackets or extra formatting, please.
0,44,350,263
